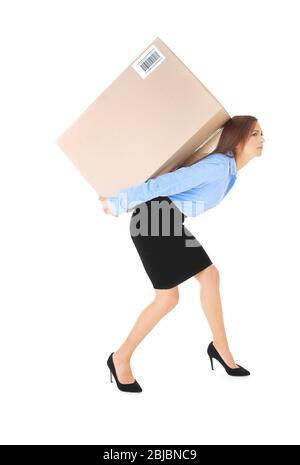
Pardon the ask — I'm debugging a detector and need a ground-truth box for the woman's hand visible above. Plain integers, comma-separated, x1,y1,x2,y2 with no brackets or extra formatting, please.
98,196,117,216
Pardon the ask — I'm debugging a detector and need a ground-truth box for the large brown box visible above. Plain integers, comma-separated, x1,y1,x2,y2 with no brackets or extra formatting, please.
56,37,231,197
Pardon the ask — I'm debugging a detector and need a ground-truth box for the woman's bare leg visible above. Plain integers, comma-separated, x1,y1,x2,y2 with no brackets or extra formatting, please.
112,287,179,383
194,264,238,368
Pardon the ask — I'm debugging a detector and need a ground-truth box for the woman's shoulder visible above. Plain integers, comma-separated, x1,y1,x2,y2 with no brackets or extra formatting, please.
194,151,231,167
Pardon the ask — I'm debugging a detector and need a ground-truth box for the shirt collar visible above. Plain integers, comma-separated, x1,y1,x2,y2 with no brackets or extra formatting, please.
225,150,237,176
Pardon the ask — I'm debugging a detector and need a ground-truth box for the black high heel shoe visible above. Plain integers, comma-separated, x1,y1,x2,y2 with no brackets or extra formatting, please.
207,342,250,376
107,353,142,392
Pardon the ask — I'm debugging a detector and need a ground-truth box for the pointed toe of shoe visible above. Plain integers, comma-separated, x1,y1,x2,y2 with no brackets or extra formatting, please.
131,382,143,393
119,379,143,393
236,365,251,376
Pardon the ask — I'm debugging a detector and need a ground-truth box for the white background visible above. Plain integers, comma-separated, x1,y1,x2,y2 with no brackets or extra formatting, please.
1,0,300,446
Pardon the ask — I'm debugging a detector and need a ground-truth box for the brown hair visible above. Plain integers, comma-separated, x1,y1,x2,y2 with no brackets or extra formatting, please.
178,115,258,168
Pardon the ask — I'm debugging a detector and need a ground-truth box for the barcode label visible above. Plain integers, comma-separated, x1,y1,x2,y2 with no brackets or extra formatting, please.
132,45,165,79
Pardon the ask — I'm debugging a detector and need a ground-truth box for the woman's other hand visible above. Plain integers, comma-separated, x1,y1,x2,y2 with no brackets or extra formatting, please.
98,196,117,216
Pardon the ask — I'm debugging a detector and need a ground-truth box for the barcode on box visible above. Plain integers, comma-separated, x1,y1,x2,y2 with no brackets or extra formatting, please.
132,45,165,79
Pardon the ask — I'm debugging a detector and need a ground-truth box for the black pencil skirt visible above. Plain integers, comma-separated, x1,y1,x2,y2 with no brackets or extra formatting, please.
129,195,213,289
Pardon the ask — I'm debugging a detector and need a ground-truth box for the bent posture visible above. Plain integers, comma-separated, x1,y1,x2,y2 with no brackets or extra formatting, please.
100,116,265,392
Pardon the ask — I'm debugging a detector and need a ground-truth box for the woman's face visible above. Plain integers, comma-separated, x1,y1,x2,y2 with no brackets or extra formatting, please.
242,122,265,157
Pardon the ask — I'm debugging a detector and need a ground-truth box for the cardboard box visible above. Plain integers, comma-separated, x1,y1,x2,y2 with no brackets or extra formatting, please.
56,37,231,197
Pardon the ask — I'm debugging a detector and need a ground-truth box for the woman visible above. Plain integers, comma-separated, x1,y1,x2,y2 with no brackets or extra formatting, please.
100,115,265,393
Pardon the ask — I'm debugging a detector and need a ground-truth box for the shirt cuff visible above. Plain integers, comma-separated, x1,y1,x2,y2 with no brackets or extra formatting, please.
106,196,127,216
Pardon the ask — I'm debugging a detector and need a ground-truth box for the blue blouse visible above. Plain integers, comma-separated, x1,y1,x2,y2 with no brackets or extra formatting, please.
106,151,238,217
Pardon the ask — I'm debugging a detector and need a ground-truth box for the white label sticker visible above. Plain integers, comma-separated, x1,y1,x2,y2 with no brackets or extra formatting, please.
132,44,165,79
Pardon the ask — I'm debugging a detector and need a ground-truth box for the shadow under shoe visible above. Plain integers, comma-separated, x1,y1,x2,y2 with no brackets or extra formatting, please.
207,342,250,376
107,352,143,392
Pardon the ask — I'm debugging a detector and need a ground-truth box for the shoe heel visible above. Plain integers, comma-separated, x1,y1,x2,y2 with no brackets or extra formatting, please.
109,370,113,383
209,356,214,370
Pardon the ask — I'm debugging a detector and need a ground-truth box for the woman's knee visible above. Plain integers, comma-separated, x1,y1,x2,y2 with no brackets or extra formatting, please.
154,286,179,310
194,264,219,285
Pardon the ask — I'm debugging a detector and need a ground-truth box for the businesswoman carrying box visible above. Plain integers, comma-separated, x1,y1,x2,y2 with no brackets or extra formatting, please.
100,115,265,392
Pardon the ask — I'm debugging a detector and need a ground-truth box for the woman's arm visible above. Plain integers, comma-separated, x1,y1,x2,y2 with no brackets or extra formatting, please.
106,156,227,216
